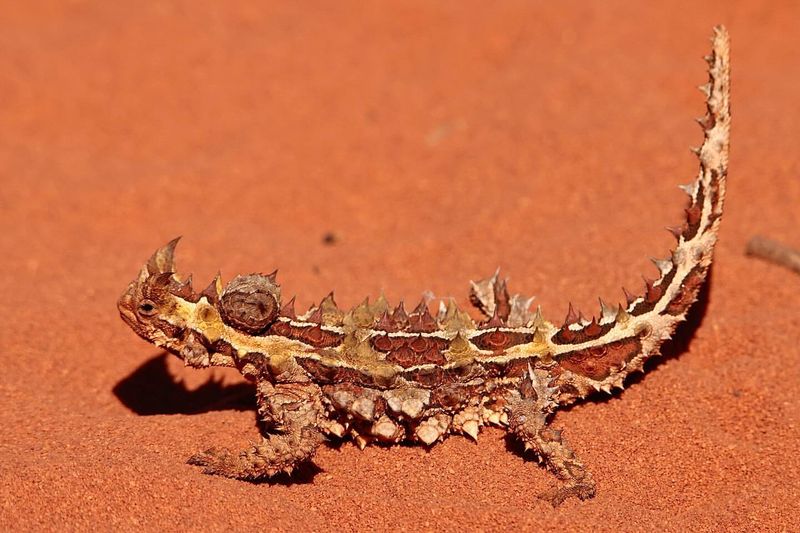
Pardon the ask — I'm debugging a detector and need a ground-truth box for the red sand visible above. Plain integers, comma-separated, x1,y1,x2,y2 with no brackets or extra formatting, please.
2,1,799,531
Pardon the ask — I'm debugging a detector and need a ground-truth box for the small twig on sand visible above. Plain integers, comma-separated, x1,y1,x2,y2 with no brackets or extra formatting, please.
745,235,800,275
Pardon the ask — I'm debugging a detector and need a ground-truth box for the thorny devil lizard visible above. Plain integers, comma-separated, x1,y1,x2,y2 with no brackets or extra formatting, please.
118,26,730,505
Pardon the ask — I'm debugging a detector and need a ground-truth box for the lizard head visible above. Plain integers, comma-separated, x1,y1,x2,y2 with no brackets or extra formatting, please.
118,237,196,354
119,238,284,367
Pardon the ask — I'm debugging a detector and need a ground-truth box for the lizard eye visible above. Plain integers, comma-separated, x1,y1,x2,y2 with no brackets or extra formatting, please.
137,299,158,317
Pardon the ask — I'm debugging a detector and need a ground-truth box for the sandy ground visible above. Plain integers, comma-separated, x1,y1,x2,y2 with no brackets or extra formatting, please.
2,1,799,531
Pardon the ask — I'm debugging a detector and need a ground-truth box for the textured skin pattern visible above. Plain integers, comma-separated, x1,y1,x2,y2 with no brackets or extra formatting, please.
118,27,730,505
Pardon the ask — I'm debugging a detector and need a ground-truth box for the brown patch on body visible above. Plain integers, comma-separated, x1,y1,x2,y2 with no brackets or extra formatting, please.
267,320,344,348
557,336,643,381
300,325,343,348
471,329,534,352
504,358,532,378
267,320,293,337
552,321,614,345
402,366,446,388
682,187,705,241
481,356,539,378
707,168,725,223
297,358,379,387
665,266,707,316
443,362,483,382
372,334,448,368
630,268,678,316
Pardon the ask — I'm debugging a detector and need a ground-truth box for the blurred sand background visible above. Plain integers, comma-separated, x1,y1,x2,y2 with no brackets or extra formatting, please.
1,1,799,531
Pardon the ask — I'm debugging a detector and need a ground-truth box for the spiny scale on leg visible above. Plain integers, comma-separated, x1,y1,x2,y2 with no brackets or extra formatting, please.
117,26,730,505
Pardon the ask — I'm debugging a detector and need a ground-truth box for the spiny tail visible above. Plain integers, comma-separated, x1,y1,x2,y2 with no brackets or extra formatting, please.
552,26,730,403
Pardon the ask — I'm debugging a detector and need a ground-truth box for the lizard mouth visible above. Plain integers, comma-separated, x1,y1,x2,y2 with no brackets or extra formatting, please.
117,286,133,319
117,282,138,325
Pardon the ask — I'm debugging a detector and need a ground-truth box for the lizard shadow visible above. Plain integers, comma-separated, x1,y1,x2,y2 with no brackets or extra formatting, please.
113,353,257,415
504,269,713,457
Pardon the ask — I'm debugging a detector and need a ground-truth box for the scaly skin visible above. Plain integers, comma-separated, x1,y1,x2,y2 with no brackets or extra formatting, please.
118,26,730,505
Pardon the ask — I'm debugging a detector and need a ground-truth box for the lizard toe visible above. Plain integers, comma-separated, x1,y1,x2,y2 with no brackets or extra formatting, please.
538,479,596,507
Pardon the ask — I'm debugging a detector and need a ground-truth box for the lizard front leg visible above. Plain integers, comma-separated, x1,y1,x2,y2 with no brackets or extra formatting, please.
505,367,596,506
188,380,325,480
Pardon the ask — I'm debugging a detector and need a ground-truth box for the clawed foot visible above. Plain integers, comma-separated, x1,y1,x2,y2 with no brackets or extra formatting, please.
188,447,249,478
187,447,282,481
187,434,320,481
538,479,596,507
505,391,597,506
187,447,229,470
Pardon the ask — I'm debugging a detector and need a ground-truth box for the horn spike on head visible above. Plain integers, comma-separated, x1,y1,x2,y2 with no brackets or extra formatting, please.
146,236,181,275
170,273,196,300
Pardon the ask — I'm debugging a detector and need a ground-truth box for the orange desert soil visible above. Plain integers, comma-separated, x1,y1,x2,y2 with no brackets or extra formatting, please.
1,1,799,531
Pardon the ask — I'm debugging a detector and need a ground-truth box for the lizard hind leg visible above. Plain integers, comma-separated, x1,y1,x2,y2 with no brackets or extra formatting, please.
506,368,596,506
186,429,324,481
187,380,326,481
